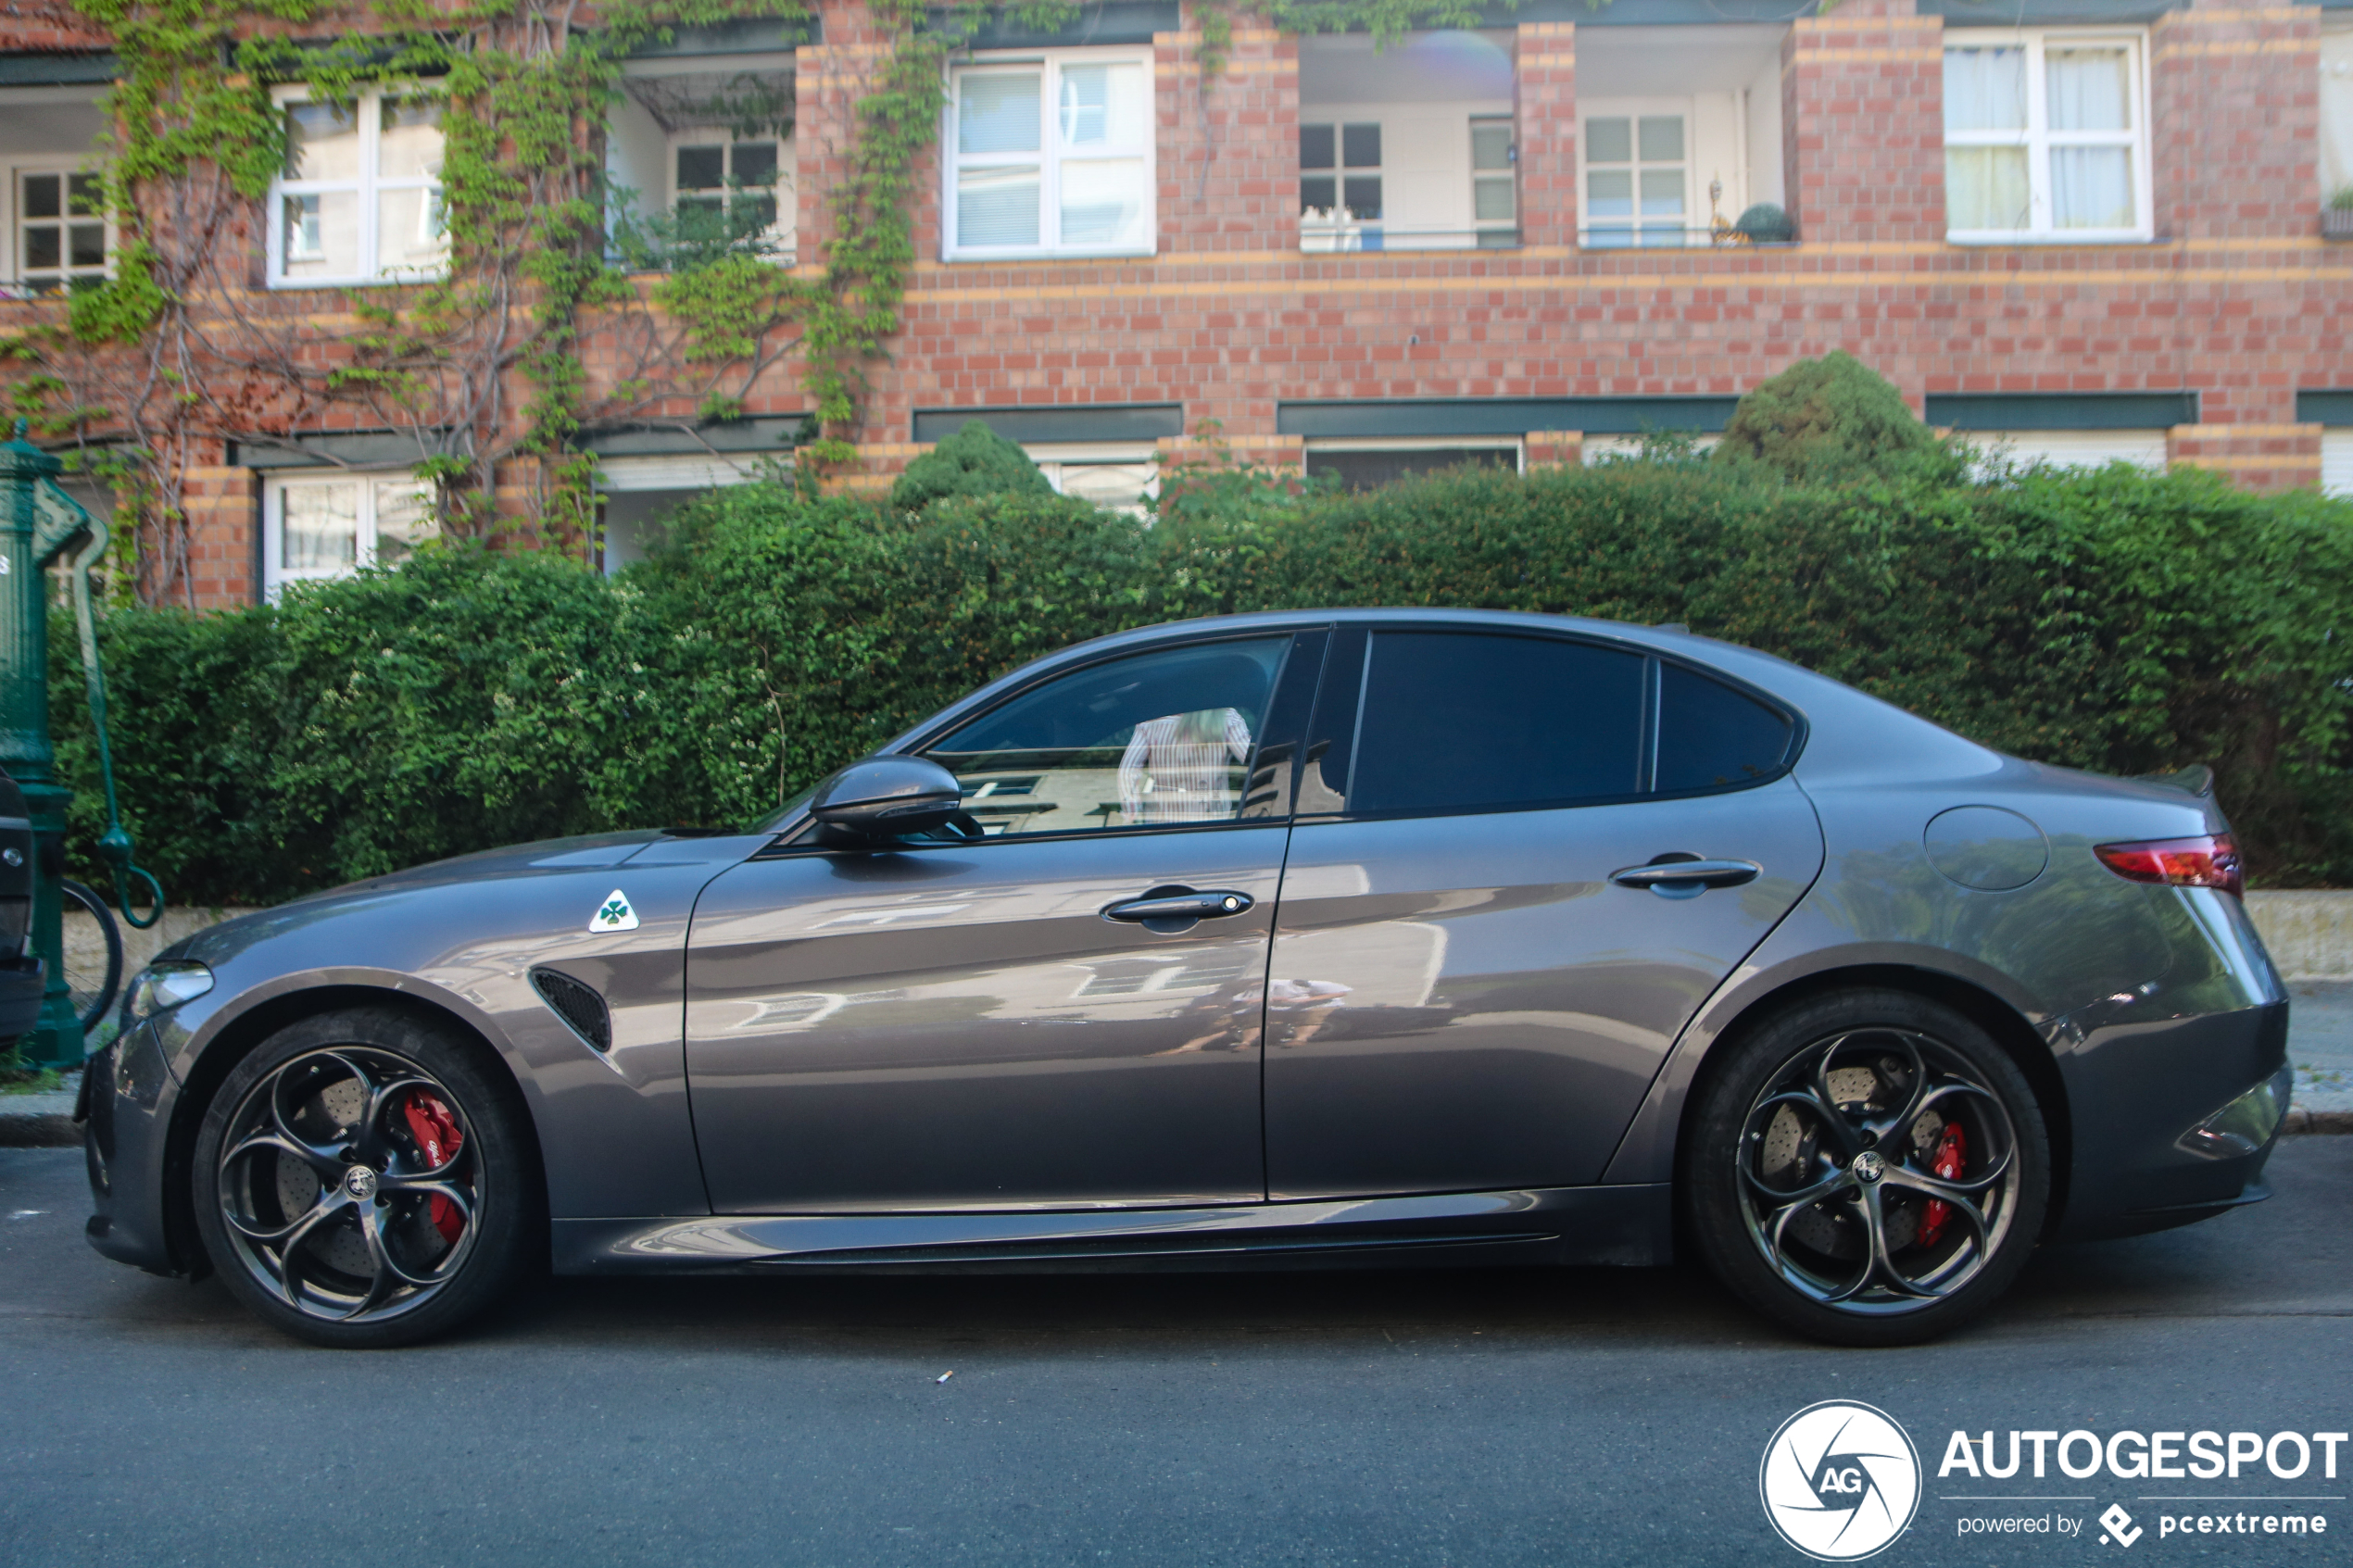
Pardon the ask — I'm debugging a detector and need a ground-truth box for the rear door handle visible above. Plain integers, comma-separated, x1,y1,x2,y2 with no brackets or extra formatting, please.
1608,859,1763,897
1103,886,1257,923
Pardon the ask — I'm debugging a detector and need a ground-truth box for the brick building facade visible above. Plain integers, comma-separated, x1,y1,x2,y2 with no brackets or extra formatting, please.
3,0,2350,607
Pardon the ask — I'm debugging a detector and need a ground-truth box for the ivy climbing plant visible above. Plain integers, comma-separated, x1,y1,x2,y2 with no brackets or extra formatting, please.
5,0,1529,604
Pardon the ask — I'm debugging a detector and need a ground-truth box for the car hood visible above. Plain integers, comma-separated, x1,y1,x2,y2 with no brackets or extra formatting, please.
162,829,769,970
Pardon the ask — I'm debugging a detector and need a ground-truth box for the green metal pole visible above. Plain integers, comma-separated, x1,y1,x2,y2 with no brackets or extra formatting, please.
0,429,80,1069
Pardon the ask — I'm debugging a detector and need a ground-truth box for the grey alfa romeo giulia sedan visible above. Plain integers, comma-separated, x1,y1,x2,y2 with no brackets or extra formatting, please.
81,609,2291,1348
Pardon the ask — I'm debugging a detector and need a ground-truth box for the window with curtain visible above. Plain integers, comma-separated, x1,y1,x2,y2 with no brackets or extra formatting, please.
270,87,447,286
946,49,1153,259
264,473,436,595
1944,31,2148,241
2323,29,2353,201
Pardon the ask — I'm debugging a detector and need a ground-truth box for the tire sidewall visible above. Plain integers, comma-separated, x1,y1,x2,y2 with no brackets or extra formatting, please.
192,1006,537,1348
1682,987,2051,1347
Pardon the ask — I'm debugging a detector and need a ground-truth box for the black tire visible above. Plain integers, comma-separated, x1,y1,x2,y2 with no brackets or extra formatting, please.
192,1006,538,1349
60,879,122,1035
1681,987,2050,1347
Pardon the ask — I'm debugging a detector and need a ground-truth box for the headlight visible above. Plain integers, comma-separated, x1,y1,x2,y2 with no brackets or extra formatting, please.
120,960,214,1027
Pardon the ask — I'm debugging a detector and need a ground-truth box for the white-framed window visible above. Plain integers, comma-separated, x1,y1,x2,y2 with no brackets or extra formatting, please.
1944,30,2151,243
670,131,789,248
2323,25,2353,204
262,471,435,595
1470,117,1516,245
1579,102,1690,248
1025,442,1159,514
1581,433,1719,464
1302,437,1521,491
268,86,447,288
14,163,109,294
944,48,1154,261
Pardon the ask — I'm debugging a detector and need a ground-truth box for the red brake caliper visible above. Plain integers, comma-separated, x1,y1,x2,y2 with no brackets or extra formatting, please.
1918,1122,1968,1247
399,1091,467,1244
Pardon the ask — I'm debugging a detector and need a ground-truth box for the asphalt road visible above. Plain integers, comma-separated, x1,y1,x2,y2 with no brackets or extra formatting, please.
1,1140,2347,1568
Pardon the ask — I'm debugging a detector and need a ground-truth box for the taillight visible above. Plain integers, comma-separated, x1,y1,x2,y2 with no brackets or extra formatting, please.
2094,834,2244,898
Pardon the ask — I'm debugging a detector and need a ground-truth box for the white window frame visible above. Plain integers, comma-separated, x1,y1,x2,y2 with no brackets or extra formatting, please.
1304,436,1525,480
261,470,435,596
1943,28,2152,245
10,158,113,296
1577,98,1694,250
666,127,795,254
1025,441,1160,513
266,84,447,289
942,47,1156,262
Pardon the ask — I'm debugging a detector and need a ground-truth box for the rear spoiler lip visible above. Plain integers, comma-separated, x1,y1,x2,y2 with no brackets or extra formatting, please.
2132,763,2217,799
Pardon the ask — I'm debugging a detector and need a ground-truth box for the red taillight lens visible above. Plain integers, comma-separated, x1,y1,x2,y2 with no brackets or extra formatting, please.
2094,834,2244,898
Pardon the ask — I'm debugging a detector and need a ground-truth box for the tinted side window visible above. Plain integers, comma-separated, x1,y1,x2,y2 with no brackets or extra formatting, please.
925,637,1289,835
1348,633,1645,814
1655,662,1793,793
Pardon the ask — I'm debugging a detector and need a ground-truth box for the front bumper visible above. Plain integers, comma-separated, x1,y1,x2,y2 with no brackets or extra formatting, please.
82,1022,189,1275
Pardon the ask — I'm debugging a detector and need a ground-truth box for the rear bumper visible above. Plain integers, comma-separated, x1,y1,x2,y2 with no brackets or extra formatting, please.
2051,999,2291,1243
82,1022,187,1275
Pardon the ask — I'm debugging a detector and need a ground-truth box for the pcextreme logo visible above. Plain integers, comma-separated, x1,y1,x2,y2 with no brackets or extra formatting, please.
1761,1401,1924,1562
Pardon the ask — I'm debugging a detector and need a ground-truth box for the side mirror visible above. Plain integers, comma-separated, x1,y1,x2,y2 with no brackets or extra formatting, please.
808,757,967,841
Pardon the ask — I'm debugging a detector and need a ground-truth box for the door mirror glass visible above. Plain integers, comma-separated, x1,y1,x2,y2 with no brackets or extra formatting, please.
926,637,1290,836
809,756,968,840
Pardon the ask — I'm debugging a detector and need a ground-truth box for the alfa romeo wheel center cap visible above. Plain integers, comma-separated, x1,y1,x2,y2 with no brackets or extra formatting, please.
343,1165,379,1202
1851,1150,1886,1184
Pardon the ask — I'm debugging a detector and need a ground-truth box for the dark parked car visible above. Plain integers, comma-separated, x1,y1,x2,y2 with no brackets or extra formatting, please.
0,767,44,1045
83,611,2289,1348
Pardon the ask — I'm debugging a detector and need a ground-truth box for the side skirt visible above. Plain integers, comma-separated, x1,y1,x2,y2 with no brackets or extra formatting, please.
552,1185,1673,1276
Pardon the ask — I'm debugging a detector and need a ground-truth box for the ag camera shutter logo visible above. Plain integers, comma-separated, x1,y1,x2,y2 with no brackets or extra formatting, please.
1760,1401,1922,1561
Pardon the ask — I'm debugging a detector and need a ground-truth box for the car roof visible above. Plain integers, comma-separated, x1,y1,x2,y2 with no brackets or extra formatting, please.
875,606,1989,776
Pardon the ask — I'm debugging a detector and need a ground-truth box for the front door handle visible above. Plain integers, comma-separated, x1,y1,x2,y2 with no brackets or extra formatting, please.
1608,858,1763,898
1103,885,1257,924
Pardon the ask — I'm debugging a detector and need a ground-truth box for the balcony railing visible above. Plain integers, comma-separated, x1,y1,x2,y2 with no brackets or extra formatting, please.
1299,212,1520,253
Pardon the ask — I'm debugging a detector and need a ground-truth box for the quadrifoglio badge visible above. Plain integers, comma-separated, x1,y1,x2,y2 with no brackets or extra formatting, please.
1762,1404,2347,1556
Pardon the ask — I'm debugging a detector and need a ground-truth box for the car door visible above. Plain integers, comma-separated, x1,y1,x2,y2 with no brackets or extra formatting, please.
1264,626,1824,1198
685,630,1326,1213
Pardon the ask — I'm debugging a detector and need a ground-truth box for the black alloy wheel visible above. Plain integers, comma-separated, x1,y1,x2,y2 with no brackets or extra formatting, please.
193,1007,537,1348
1684,988,2049,1347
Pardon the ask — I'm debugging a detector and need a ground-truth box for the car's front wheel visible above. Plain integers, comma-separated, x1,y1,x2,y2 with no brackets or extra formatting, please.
1683,988,2050,1347
193,1007,537,1348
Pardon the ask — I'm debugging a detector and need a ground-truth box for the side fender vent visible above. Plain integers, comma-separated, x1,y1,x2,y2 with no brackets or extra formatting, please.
531,968,612,1053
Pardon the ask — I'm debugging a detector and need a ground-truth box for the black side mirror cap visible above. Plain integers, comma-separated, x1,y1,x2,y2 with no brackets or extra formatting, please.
809,757,966,841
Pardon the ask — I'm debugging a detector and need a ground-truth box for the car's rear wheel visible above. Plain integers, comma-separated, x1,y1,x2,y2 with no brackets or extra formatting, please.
1682,988,2049,1347
193,1007,536,1348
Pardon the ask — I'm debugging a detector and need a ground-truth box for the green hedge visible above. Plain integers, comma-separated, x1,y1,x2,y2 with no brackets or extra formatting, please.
47,457,2353,904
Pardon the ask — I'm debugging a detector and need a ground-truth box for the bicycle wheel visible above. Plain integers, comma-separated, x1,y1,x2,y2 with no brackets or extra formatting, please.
60,879,123,1035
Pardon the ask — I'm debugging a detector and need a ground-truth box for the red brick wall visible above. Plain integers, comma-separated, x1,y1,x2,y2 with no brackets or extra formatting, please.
2152,1,2320,244
1159,26,1294,255
1780,0,1946,245
1515,21,1576,250
3,0,2348,612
